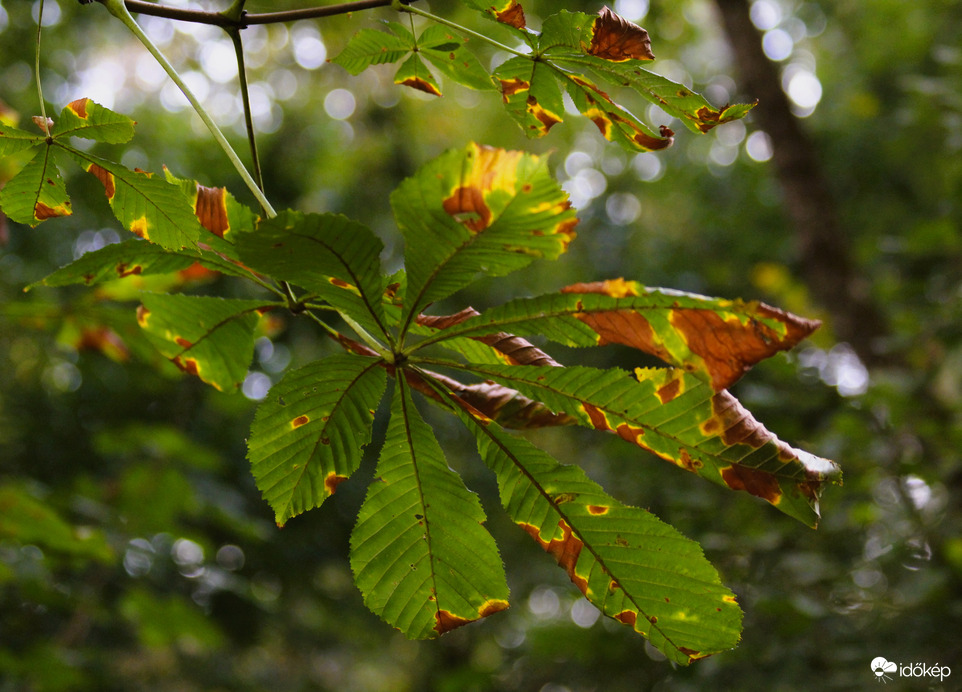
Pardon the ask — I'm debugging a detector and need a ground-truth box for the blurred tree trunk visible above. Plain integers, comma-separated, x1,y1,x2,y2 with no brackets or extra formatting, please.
712,0,890,365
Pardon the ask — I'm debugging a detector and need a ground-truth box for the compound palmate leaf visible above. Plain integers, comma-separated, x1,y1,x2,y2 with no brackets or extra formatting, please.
350,376,509,638
451,398,741,664
443,362,838,527
393,142,578,331
248,353,387,526
137,293,275,392
235,210,391,342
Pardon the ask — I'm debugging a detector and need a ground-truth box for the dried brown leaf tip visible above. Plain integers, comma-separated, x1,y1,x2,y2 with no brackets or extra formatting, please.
494,0,526,29
589,7,655,62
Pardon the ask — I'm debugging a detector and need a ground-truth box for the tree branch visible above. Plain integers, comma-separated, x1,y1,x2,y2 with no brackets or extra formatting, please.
87,0,405,28
712,0,890,365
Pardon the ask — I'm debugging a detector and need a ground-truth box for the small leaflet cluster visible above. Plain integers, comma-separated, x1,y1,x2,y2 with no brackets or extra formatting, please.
2,2,835,666
332,5,755,151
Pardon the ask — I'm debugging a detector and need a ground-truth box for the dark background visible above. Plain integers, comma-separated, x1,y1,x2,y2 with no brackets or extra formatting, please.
1,0,960,689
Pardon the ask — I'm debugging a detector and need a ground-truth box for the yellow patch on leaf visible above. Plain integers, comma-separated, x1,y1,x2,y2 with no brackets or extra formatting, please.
129,216,150,240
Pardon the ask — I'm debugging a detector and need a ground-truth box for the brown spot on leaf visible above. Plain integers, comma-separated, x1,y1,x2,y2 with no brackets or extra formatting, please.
87,163,115,199
589,7,655,62
587,505,609,515
174,336,192,349
195,184,230,237
526,95,562,132
34,201,70,220
499,77,529,100
582,402,612,432
398,77,441,97
656,376,681,403
494,0,526,29
434,609,472,634
443,186,491,232
324,472,349,495
614,610,637,626
677,448,703,472
520,520,588,595
329,277,352,289
703,391,774,448
172,356,200,377
136,305,150,327
669,304,820,390
67,97,90,119
614,422,645,445
291,415,310,429
720,464,782,504
116,263,143,278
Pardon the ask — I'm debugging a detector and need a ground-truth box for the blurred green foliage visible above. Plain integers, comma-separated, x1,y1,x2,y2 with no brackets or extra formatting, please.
1,0,960,689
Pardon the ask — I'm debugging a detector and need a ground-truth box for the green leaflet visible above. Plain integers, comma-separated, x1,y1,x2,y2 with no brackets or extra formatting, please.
0,146,72,226
437,362,838,527
235,210,391,342
137,294,274,392
50,98,136,144
0,123,44,157
331,23,494,96
330,28,412,75
350,377,509,638
413,282,820,391
394,54,442,97
418,24,496,92
392,142,577,334
248,354,387,526
26,238,256,291
452,402,742,664
493,57,566,137
61,146,202,250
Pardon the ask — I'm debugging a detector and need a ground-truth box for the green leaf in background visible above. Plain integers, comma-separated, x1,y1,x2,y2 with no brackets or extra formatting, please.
0,145,72,226
392,142,578,332
50,98,135,144
137,293,274,392
442,362,838,527
0,484,113,562
350,376,509,638
248,353,387,526
451,400,742,664
62,147,202,250
236,210,390,342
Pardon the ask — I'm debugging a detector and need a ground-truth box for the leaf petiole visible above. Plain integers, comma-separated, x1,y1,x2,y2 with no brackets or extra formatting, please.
98,0,276,219
394,1,530,58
